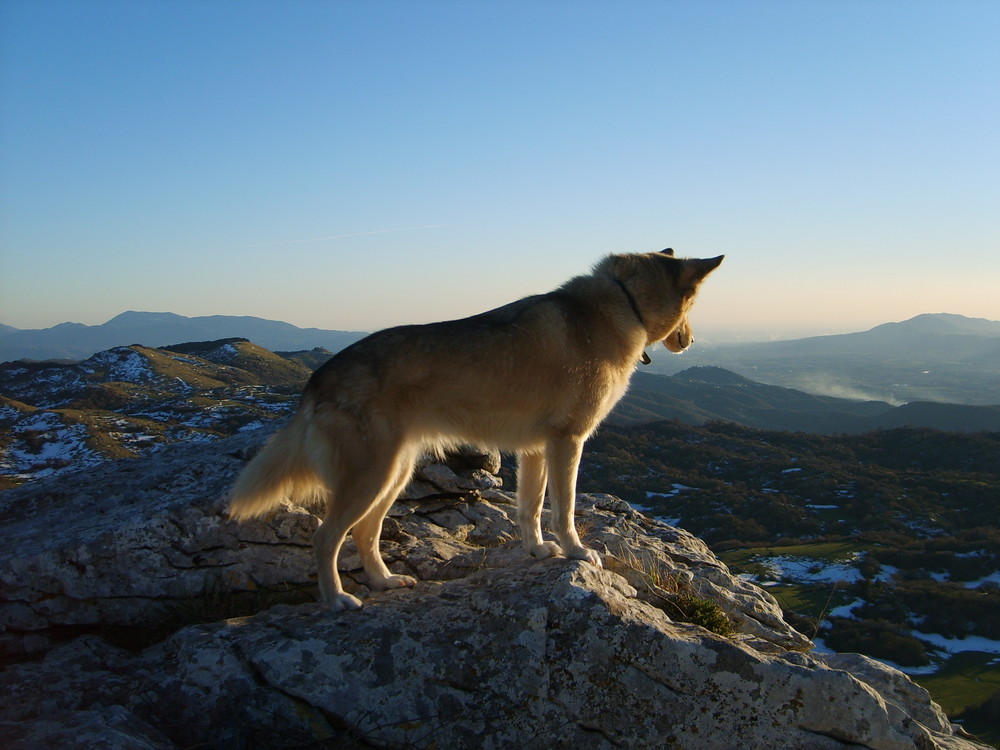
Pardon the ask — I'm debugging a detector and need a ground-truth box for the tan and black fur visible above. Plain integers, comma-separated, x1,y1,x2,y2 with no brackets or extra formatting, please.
228,249,723,610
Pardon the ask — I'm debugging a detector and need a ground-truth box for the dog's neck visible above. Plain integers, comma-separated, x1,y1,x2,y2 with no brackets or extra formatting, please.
613,278,652,365
614,278,645,328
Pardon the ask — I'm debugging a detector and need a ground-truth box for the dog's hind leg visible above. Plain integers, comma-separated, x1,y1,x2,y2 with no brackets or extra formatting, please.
352,447,419,591
312,433,409,611
313,511,362,611
545,435,602,567
517,450,563,559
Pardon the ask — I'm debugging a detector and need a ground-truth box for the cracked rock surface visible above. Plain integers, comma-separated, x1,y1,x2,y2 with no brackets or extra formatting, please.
0,429,986,749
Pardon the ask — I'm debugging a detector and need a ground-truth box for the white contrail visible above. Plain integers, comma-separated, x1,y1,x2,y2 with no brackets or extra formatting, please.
239,224,446,249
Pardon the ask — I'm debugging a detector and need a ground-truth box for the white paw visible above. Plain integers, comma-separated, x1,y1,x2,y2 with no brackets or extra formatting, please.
566,546,603,568
377,574,417,590
329,592,364,611
529,541,564,560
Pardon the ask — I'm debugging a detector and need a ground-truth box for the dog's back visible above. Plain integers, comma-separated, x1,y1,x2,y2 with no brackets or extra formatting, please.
303,280,643,450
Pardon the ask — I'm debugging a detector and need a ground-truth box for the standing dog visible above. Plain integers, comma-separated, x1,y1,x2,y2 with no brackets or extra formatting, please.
228,249,723,610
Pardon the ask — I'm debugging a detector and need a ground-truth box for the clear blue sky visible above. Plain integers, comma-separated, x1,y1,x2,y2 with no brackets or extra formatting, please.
2,0,998,340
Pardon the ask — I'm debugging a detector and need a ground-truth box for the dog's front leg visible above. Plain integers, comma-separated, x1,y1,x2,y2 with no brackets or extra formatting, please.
544,436,602,568
517,451,562,559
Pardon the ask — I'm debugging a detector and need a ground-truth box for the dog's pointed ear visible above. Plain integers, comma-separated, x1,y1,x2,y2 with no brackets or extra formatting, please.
700,255,725,274
660,247,674,256
680,255,724,290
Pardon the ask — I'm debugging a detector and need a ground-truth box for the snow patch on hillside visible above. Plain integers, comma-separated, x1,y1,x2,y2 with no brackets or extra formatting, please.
0,411,101,478
87,347,155,383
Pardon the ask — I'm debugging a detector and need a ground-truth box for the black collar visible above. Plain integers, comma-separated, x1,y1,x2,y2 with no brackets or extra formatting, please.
614,278,652,365
615,278,646,328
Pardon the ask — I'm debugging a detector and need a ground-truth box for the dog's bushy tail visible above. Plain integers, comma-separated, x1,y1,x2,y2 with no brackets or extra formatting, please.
227,410,325,521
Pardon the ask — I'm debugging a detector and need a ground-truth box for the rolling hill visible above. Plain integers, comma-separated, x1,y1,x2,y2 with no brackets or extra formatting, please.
614,367,1000,434
615,368,892,432
0,339,331,490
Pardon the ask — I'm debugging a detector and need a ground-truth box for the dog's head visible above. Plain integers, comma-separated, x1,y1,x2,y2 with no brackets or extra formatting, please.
600,247,724,353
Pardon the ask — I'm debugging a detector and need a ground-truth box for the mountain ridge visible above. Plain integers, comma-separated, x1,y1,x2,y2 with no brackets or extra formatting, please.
0,311,366,362
5,311,998,365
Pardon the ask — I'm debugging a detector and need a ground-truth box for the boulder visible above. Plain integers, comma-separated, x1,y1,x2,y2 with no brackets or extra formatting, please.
0,429,986,749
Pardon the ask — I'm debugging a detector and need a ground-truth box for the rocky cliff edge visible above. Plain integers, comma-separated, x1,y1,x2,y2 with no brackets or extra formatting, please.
0,429,986,749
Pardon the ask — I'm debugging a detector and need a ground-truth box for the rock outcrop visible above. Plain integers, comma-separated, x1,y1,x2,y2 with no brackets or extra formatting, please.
0,429,986,749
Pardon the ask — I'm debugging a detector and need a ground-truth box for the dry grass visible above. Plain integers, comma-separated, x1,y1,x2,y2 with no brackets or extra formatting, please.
607,544,736,637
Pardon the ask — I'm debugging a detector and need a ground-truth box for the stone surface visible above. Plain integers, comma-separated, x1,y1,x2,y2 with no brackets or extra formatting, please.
0,429,986,749
0,705,175,750
0,429,318,656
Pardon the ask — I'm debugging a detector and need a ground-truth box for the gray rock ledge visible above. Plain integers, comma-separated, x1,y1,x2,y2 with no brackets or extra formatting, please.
0,429,985,749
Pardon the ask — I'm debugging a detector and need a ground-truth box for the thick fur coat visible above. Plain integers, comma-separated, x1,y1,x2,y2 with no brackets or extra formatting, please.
229,249,723,610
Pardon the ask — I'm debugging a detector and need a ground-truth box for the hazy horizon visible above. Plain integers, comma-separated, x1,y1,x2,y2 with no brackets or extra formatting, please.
2,2,998,335
3,307,996,348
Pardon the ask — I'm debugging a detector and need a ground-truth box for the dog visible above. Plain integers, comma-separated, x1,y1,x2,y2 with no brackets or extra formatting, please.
228,248,723,610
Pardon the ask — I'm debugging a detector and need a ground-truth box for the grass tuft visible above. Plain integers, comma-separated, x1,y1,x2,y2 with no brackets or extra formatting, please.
608,545,736,638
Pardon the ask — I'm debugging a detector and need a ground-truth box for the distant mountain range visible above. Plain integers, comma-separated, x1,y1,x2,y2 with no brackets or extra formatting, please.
0,311,366,362
648,313,1000,406
3,311,999,407
3,335,999,491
